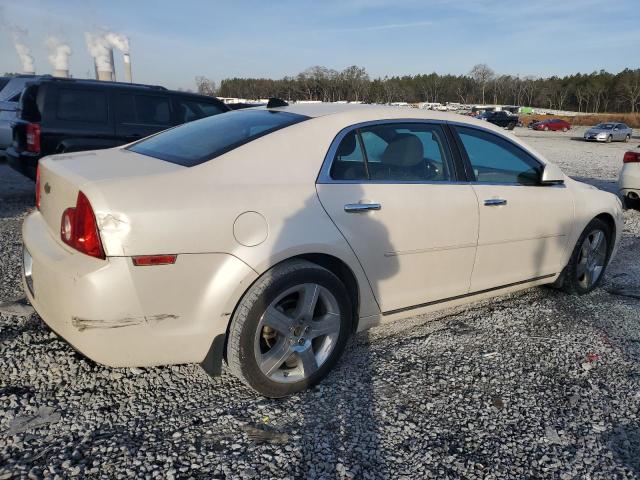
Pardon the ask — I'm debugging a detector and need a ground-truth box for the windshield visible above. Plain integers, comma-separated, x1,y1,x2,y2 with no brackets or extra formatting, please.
595,123,615,130
128,109,309,167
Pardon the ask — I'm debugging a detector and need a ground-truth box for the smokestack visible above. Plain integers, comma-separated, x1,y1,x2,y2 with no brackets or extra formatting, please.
109,48,116,81
123,53,132,83
45,37,71,78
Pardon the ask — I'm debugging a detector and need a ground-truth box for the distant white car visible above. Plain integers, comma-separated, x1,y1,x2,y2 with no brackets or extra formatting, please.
23,104,623,397
620,147,640,209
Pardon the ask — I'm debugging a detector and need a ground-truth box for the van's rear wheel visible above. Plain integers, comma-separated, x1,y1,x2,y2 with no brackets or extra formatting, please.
226,260,352,397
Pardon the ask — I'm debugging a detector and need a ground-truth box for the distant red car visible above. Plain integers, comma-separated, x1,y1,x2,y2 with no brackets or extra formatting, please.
532,119,571,132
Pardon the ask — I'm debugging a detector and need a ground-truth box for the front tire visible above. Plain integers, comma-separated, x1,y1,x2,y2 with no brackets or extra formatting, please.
606,135,612,143
561,218,611,295
544,126,549,131
226,259,352,397
625,134,630,143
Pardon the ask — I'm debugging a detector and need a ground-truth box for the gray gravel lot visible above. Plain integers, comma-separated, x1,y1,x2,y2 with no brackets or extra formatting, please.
1,128,639,479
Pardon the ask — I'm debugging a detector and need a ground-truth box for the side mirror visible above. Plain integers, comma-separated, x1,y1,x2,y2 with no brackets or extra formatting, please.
540,163,565,185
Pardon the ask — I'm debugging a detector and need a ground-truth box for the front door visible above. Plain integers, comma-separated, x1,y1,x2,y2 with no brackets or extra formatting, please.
451,125,574,292
317,122,479,313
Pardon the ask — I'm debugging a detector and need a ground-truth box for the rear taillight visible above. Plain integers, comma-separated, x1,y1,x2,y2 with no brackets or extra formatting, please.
60,191,105,259
26,123,41,153
35,164,41,209
623,151,640,163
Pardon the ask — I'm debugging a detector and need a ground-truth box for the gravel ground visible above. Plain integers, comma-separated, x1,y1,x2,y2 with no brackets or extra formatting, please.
1,130,639,479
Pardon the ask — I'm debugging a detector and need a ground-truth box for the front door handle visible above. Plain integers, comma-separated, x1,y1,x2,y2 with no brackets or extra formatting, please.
344,203,382,213
484,199,507,207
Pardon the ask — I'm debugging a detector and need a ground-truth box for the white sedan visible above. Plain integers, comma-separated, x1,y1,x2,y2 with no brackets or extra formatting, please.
23,103,623,397
620,147,640,209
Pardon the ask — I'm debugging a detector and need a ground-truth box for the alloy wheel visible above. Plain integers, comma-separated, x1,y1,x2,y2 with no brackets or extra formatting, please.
254,283,342,383
576,229,607,289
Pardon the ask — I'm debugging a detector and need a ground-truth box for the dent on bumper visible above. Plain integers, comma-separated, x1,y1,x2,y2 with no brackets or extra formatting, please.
22,212,258,368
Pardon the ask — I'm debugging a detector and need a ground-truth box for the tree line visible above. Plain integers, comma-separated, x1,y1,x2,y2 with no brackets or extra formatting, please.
203,65,640,113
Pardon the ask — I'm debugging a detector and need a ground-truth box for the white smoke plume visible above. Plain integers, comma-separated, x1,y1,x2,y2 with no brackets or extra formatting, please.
45,36,72,71
85,29,130,73
104,32,129,53
10,26,35,73
85,31,112,72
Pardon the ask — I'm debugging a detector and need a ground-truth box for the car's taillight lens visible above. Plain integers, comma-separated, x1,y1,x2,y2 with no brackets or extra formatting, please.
35,164,41,209
623,151,640,163
26,123,41,153
60,191,105,259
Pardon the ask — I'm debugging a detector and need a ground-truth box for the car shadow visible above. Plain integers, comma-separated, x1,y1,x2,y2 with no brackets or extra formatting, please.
267,187,399,478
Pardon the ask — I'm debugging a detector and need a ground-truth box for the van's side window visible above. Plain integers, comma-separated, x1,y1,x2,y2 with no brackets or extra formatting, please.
57,89,108,123
117,94,171,126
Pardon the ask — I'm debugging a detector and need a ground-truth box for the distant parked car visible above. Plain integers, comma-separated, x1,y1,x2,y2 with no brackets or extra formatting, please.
619,147,640,209
7,77,230,179
532,119,571,132
584,123,633,143
485,110,518,130
0,75,39,157
22,104,622,397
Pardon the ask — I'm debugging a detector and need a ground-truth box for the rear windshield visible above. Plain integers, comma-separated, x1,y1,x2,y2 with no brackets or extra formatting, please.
128,109,308,166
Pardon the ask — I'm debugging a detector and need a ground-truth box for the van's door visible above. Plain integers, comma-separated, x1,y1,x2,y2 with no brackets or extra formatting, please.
115,92,173,143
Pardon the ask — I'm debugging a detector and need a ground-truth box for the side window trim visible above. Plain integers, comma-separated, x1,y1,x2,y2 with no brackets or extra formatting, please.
449,122,545,186
318,119,463,185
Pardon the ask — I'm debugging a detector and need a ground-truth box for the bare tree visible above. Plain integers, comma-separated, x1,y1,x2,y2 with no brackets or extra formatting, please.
619,69,640,113
195,76,217,96
469,64,495,104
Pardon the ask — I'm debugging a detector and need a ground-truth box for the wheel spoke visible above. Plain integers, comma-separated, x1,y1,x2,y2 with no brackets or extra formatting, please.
260,339,293,376
583,266,593,287
590,231,604,253
297,284,320,320
308,313,341,339
263,306,294,335
298,348,318,377
577,255,588,277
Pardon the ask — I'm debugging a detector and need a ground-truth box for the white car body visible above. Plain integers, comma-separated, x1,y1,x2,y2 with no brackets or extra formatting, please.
619,147,640,207
22,104,623,382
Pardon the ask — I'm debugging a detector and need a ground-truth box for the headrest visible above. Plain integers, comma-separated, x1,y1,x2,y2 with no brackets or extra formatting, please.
337,132,357,158
381,134,423,167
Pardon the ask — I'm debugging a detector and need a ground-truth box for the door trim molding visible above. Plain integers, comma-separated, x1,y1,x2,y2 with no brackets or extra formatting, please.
382,273,556,316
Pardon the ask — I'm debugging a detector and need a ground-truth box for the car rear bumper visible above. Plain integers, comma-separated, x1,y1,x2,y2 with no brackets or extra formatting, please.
7,147,39,180
22,211,258,369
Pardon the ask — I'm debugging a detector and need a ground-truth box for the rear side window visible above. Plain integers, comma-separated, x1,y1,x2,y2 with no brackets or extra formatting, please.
117,94,172,126
331,123,454,182
57,89,108,123
176,99,225,123
128,109,308,167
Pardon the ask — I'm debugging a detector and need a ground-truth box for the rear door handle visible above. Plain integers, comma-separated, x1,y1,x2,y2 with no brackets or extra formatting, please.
344,203,382,213
484,199,507,207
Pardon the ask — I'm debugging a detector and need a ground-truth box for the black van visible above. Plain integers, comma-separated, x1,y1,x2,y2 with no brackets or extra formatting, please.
7,77,230,180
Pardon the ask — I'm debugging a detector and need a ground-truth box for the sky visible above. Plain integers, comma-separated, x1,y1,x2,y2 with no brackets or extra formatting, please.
1,0,639,91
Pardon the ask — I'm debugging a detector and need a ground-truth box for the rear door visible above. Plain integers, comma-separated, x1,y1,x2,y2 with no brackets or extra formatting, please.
451,124,573,291
317,121,479,314
115,92,173,142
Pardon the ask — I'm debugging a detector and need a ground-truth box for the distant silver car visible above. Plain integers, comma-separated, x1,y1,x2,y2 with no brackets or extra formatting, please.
584,122,633,143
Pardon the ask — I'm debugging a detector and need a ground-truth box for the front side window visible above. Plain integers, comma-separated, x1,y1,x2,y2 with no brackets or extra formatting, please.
330,123,454,182
454,126,542,185
177,99,225,123
57,89,108,123
128,109,308,167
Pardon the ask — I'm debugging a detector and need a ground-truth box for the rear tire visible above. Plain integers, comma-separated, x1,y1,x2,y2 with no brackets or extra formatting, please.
560,218,612,295
226,259,352,397
562,127,568,132
625,134,630,143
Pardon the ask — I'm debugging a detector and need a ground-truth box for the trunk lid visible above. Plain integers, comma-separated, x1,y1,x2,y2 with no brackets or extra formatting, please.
38,147,184,249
